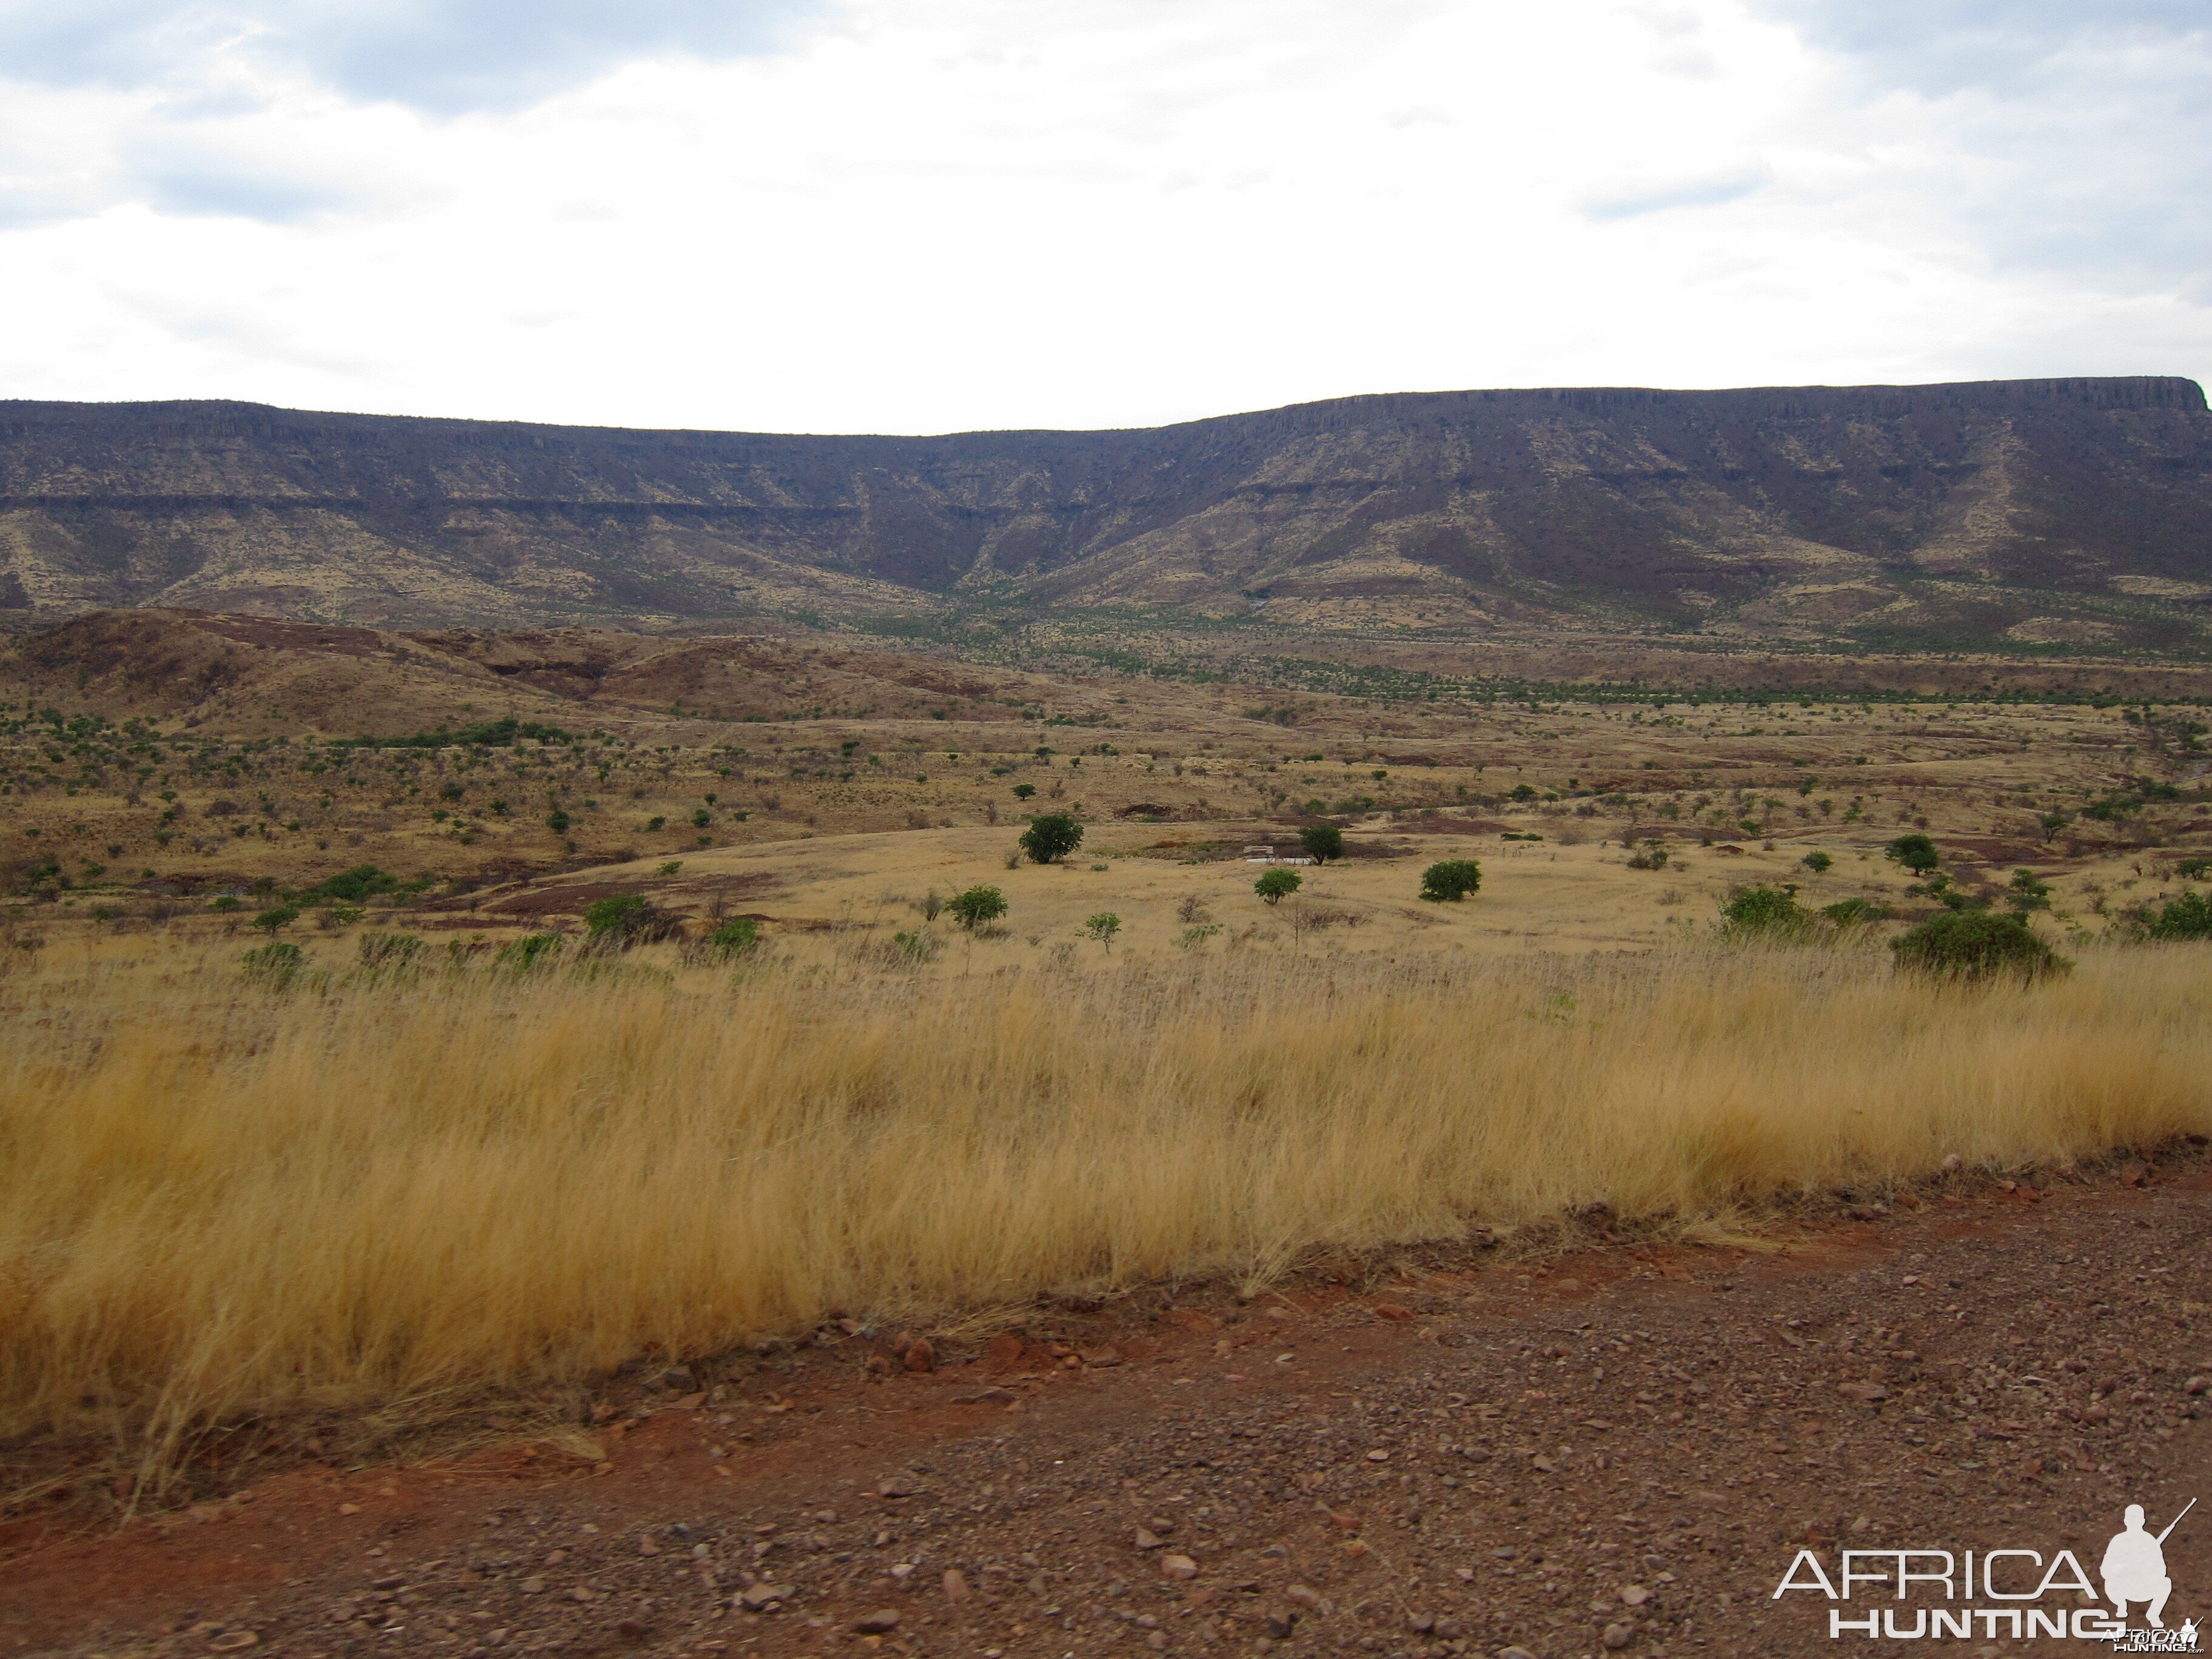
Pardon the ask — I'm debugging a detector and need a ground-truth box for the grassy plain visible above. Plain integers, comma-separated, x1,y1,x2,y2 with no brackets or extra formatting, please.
5,932,2210,1504
5,612,2212,1503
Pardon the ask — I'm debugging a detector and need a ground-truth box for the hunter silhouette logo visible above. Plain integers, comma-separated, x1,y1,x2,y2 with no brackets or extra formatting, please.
1771,1495,2199,1647
2105,1500,2191,1629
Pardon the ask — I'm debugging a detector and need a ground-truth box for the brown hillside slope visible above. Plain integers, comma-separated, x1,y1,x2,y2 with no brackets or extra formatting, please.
2,378,2208,648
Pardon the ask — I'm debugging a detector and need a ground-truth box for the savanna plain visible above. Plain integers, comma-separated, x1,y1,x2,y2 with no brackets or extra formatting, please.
2,612,2210,1659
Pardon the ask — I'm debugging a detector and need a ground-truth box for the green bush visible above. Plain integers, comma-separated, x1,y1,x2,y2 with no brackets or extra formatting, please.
1891,911,2068,984
209,894,242,913
1255,868,1302,905
1019,814,1084,864
1011,783,1037,800
946,885,1008,929
251,903,301,936
1821,897,1888,925
582,893,680,947
705,917,762,958
1885,833,1940,876
1083,912,1121,951
2006,868,2051,914
2131,891,2212,941
1718,885,1812,937
1801,850,1833,873
1298,824,1344,864
240,940,306,987
547,809,571,833
1418,860,1482,903
300,863,406,905
495,932,565,972
691,808,711,830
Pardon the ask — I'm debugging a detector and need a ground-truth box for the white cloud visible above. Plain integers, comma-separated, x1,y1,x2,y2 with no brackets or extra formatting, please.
0,0,2204,432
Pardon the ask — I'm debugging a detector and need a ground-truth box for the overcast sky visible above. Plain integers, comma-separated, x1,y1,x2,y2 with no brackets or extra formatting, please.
1,0,2205,433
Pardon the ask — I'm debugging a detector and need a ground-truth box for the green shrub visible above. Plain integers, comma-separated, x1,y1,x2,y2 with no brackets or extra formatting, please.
582,894,680,947
1718,885,1812,937
2131,891,2212,941
2006,868,2051,914
1890,911,2068,984
1011,783,1036,800
946,885,1008,930
209,894,241,913
1820,897,1888,925
547,809,571,833
1801,850,1832,873
1626,839,1668,870
1083,912,1121,951
495,932,565,972
240,940,306,987
705,917,762,959
1418,860,1482,903
1298,824,1344,864
1019,814,1084,864
300,863,404,905
891,929,939,965
691,808,711,829
251,904,301,936
1885,833,1940,876
1255,868,1302,905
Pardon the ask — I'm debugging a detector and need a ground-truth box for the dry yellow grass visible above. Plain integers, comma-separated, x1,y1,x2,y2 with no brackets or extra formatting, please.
4,936,2209,1490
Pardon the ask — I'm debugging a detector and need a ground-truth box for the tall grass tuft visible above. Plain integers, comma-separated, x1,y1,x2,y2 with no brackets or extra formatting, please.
3,937,2207,1487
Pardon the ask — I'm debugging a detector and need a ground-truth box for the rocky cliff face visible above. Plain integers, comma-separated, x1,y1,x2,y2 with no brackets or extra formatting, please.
2,378,2206,648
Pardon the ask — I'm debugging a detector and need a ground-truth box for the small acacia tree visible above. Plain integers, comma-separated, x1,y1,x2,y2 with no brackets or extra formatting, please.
947,885,1008,930
1885,833,1940,876
1083,912,1121,951
1255,868,1301,905
1418,859,1482,902
1299,823,1344,863
1020,814,1084,864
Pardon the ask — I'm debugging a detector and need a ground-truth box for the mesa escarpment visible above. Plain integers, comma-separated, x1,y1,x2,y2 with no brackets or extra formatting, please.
1,377,2207,648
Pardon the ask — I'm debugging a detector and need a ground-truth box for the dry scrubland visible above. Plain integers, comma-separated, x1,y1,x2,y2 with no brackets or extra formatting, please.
8,615,2212,1507
4,933,2210,1500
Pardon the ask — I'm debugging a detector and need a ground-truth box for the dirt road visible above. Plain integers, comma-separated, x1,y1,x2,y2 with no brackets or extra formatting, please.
6,1158,2208,1659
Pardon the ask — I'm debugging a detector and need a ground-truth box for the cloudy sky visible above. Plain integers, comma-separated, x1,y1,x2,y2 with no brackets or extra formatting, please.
0,0,2206,433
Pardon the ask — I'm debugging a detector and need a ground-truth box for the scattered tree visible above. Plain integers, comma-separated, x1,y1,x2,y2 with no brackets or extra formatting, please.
1801,850,1832,873
1082,911,1121,951
1885,833,1940,876
1011,783,1037,800
947,885,1008,930
1299,823,1344,864
2006,868,2052,914
1418,859,1482,903
1255,868,1302,905
251,903,300,936
1020,814,1084,864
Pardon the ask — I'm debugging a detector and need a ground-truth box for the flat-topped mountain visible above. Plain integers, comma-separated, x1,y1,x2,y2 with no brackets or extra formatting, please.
2,377,2207,649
